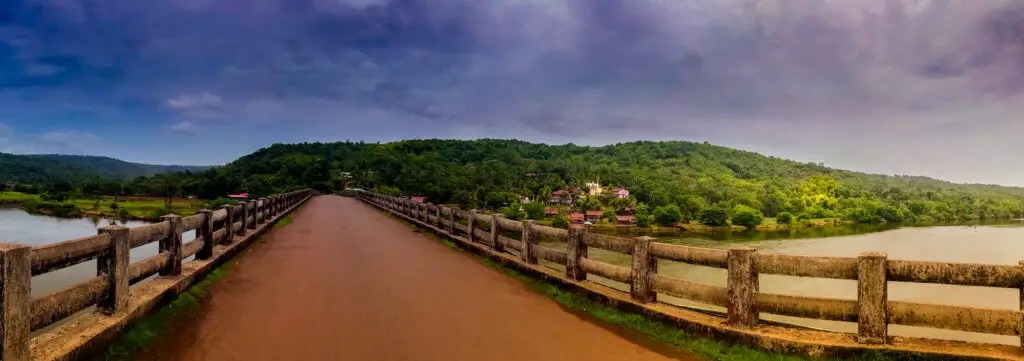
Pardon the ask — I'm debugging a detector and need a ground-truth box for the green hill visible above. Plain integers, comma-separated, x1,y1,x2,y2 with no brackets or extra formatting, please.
0,153,211,183
130,139,1024,224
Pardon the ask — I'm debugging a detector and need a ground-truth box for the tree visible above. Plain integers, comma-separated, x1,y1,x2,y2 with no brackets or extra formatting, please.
602,208,617,223
698,208,729,227
731,205,765,229
635,203,652,227
579,195,601,211
776,211,794,225
653,204,683,226
523,202,545,220
674,194,706,221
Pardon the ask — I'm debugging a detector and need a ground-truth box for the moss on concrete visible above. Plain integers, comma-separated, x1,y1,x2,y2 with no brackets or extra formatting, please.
96,261,233,361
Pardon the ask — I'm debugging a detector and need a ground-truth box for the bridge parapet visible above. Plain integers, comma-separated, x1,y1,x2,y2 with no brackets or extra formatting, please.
355,190,1024,354
0,189,313,361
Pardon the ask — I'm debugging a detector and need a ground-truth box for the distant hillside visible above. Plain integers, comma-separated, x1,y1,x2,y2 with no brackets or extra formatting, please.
131,139,1024,223
0,153,211,183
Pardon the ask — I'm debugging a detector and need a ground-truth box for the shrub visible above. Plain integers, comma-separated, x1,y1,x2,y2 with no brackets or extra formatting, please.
731,205,765,230
698,208,729,227
602,209,617,223
552,216,568,229
523,202,546,220
776,211,794,225
117,207,131,219
653,204,683,226
204,197,236,209
149,207,176,220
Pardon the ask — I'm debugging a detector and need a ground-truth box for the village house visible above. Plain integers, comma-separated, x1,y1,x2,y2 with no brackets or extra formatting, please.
585,182,604,196
549,190,574,205
612,188,629,199
585,210,603,223
410,196,425,203
616,215,636,225
545,208,559,218
570,213,585,224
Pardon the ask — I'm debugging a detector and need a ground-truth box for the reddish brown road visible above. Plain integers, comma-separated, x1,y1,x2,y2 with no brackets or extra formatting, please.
135,195,701,361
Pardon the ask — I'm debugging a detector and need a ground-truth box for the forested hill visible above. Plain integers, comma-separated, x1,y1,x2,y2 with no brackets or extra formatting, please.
0,153,210,183
136,139,1024,223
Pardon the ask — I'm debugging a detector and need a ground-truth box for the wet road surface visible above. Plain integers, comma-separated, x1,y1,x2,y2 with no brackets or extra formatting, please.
134,195,701,361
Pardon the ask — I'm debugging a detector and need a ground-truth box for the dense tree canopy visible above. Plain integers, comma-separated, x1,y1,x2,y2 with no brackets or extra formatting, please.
127,139,1024,224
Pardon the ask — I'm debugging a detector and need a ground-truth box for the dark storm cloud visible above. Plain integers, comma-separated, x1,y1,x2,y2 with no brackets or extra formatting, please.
2,0,1024,181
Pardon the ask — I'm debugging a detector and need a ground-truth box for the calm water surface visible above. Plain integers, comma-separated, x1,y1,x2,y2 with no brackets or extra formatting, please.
568,222,1024,345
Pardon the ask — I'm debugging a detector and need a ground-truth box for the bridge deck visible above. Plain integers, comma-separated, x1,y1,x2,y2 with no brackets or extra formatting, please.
133,195,698,361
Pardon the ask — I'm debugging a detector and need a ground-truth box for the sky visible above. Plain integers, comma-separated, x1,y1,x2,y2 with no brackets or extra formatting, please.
1,0,1024,185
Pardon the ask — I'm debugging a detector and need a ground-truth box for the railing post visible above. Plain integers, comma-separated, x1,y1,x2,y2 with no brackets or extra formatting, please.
566,226,587,281
221,205,235,244
858,252,888,344
160,214,183,276
238,201,249,235
197,209,214,260
247,201,258,229
426,203,435,225
521,220,538,264
449,207,458,234
0,243,31,361
1019,259,1024,349
491,214,504,252
631,236,657,303
468,211,478,243
727,247,758,328
97,225,129,314
257,198,266,224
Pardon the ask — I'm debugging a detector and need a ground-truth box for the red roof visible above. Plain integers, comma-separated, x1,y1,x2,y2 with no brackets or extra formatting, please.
585,210,603,217
552,190,568,195
545,209,559,215
570,213,584,221
616,215,635,221
410,196,425,203
613,188,628,192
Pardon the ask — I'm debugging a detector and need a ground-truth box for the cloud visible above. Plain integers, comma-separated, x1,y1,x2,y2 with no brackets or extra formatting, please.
2,0,1024,182
167,93,223,109
170,120,200,133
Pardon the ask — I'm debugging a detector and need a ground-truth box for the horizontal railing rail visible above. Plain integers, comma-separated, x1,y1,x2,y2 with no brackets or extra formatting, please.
0,189,313,360
358,191,1024,350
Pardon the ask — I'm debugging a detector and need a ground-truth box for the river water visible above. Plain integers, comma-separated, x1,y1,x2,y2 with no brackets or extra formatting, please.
555,222,1024,346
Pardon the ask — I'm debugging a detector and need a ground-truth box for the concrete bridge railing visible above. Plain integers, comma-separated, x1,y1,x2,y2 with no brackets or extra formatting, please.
358,191,1024,352
0,189,312,361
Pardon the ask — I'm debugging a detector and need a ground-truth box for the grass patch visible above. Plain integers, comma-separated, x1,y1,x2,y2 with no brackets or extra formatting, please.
274,214,294,228
96,261,234,361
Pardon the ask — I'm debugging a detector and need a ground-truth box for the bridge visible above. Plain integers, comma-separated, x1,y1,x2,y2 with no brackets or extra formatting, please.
3,191,1024,360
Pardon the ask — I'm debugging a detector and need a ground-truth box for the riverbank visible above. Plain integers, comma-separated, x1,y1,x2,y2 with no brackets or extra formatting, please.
0,191,203,221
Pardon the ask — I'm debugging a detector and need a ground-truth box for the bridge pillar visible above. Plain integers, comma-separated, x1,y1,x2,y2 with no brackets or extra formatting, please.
521,221,538,264
0,243,32,361
491,214,504,252
197,210,215,260
566,226,587,281
468,211,478,243
160,214,184,277
727,247,758,328
857,252,888,344
630,236,657,303
97,225,129,314
221,205,235,244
